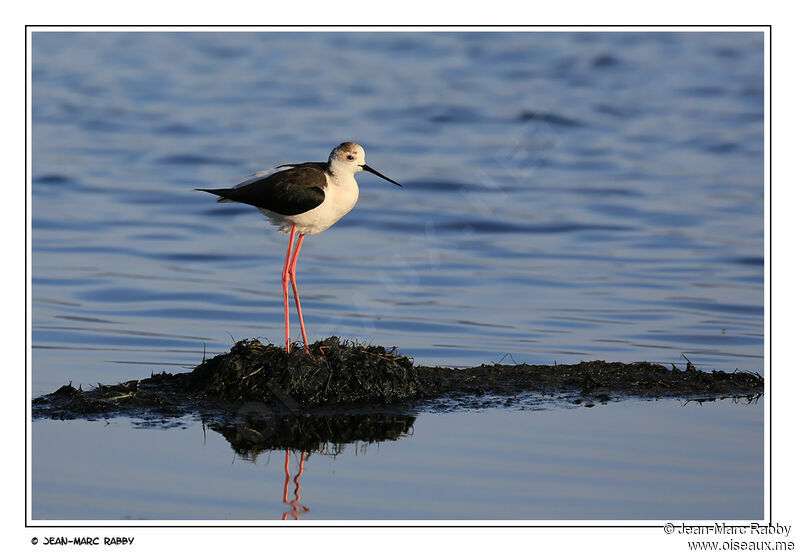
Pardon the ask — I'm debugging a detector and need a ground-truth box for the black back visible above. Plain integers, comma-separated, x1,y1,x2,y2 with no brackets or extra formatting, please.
198,163,327,216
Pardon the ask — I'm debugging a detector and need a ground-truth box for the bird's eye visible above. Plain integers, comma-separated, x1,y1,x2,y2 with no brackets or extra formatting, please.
346,154,354,160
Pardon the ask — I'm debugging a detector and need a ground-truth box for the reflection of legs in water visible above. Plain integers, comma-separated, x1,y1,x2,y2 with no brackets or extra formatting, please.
281,450,309,520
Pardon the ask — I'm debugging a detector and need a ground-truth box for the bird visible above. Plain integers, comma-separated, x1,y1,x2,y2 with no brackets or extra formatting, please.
197,142,402,354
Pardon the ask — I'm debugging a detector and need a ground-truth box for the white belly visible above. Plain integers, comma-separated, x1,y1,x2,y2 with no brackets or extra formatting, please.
259,176,359,235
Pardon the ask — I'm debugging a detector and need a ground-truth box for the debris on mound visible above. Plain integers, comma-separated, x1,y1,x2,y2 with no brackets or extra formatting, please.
417,359,764,402
32,337,764,423
32,337,438,420
187,337,436,406
31,372,192,421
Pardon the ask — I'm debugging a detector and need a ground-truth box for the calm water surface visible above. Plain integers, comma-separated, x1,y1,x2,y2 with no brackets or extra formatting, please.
32,400,762,520
31,31,764,520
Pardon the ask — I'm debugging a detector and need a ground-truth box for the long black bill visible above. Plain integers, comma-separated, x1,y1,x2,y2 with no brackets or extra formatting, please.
361,164,403,187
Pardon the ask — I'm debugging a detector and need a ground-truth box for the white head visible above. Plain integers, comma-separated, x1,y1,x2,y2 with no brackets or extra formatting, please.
328,142,366,175
327,142,403,186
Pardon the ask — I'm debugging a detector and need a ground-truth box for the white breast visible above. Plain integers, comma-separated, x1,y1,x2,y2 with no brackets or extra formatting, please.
259,172,360,235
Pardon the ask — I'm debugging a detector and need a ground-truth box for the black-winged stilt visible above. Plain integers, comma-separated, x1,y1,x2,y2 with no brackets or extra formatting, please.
197,142,402,354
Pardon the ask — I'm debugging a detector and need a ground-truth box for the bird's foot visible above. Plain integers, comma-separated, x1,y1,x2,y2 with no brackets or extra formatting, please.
285,341,311,356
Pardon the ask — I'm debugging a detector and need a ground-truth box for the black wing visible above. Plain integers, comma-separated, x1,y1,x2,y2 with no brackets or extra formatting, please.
197,163,327,216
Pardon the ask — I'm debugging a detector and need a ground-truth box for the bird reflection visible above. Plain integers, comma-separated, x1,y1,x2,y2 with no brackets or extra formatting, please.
205,411,416,520
282,450,309,520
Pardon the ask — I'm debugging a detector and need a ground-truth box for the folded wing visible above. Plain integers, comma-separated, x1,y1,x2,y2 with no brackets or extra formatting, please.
197,163,327,216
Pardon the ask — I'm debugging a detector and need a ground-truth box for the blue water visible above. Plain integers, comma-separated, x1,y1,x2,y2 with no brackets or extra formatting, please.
32,401,762,520
30,31,764,520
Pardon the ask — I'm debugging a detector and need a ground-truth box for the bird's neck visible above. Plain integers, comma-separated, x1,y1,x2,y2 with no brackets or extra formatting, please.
326,160,356,183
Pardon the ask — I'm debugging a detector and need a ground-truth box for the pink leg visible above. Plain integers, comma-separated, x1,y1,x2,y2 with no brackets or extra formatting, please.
281,450,309,520
288,234,310,353
294,451,309,515
293,451,307,501
281,225,296,353
281,450,291,520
